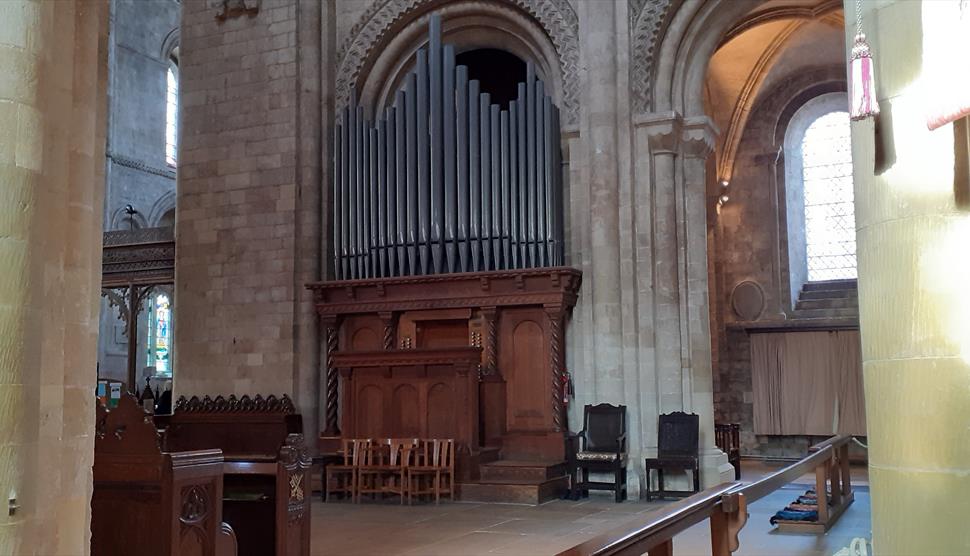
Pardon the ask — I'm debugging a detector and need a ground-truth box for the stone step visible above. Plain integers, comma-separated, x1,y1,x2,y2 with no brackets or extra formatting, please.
479,459,566,482
458,475,569,505
790,307,858,319
799,288,857,300
794,297,858,311
801,279,856,292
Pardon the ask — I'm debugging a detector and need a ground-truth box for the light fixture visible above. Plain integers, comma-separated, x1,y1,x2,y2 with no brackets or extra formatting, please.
716,180,730,215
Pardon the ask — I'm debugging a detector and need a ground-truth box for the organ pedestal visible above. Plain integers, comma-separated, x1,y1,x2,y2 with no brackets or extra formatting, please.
308,267,581,483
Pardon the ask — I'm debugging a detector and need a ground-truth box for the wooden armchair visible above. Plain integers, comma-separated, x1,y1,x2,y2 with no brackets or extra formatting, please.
715,423,741,480
568,404,628,502
645,412,700,501
407,438,455,504
325,438,370,502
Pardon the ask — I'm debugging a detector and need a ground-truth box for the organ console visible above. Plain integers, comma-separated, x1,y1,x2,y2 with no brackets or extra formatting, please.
332,14,565,280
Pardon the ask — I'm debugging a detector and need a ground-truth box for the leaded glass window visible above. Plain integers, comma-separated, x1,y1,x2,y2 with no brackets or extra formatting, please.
801,111,857,281
165,65,178,166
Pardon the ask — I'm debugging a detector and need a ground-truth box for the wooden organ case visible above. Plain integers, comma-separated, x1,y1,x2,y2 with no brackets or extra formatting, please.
309,13,582,503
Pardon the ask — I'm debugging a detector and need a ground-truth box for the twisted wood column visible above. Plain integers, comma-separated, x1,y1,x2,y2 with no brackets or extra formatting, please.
378,311,397,350
545,305,565,432
322,315,340,435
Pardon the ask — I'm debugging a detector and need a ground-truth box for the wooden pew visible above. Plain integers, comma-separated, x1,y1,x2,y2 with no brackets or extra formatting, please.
160,394,311,556
92,395,238,556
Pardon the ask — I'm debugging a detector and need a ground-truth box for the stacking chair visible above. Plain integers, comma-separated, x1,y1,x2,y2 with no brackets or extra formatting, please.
568,404,628,502
357,438,416,503
325,438,370,502
645,412,700,500
407,438,455,504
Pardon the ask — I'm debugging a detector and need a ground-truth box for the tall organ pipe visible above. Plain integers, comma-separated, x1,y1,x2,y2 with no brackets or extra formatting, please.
331,13,564,279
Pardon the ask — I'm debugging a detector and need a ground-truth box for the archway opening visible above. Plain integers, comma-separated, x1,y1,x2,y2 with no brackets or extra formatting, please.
455,48,527,108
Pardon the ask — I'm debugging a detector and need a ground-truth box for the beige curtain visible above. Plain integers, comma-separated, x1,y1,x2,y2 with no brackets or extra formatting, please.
751,330,865,436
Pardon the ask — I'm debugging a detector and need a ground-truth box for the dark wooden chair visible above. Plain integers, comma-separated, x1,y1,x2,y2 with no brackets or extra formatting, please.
715,423,741,480
645,412,700,501
568,404,628,502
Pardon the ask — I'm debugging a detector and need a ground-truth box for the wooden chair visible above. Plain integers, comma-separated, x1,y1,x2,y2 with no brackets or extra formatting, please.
407,439,455,504
325,438,370,503
715,423,741,480
568,404,628,502
357,438,417,503
645,412,700,501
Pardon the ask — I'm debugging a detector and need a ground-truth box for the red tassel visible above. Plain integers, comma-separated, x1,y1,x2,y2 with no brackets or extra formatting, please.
849,33,880,121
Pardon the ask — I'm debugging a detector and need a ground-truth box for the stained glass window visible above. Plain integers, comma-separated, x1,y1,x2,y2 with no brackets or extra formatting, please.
801,111,857,281
165,65,178,166
148,293,172,376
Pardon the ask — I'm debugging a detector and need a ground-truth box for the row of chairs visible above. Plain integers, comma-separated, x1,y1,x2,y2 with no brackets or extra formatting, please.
325,438,455,504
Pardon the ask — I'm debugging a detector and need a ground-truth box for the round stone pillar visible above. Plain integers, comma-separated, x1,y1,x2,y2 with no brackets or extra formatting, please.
849,1,970,553
0,1,107,553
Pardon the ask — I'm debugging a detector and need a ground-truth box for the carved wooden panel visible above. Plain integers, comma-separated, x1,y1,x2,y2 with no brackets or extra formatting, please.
500,309,550,432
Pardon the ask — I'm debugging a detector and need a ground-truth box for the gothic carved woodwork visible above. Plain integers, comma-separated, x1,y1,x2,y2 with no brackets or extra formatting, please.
92,395,235,556
161,397,310,556
309,266,581,463
322,316,341,436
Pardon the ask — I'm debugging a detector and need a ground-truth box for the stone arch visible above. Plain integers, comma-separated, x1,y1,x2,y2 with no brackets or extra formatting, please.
336,0,579,126
635,0,842,117
160,26,180,64
148,190,177,228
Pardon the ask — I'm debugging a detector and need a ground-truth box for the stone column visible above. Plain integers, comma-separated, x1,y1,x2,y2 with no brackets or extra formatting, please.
848,1,970,552
580,0,624,402
682,117,733,486
0,1,108,553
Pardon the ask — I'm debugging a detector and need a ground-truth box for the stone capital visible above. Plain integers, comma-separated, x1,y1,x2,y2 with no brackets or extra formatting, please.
681,116,719,159
638,111,683,155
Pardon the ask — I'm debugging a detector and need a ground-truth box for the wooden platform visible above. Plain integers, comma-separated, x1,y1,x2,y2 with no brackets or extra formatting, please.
459,459,569,505
775,491,855,534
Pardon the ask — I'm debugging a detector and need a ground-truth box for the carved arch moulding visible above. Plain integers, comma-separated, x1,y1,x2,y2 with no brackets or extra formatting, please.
629,0,674,115
335,0,580,127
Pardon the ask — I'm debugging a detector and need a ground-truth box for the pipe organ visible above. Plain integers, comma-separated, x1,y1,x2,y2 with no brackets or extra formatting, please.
332,14,565,279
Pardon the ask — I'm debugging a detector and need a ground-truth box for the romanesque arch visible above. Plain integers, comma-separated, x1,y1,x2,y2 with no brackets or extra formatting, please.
335,0,579,126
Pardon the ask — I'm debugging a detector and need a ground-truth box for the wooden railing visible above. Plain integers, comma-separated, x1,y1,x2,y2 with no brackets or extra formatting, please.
557,435,855,556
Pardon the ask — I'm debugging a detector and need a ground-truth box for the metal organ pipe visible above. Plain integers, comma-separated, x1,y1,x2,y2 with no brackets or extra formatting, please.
332,14,565,279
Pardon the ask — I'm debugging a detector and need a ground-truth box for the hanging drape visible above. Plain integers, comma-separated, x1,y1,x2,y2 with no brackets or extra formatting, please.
751,330,866,436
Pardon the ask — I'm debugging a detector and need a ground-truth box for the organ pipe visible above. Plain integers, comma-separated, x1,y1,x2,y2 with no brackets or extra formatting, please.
332,13,565,279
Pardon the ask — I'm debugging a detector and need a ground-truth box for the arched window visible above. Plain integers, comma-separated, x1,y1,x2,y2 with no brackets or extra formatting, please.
165,56,178,166
800,111,856,281
784,93,857,306
147,292,172,376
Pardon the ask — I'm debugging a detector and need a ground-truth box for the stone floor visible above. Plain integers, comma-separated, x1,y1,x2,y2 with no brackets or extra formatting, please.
311,462,871,556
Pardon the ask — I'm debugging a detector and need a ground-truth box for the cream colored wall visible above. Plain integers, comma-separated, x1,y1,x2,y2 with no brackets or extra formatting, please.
0,0,108,554
846,0,970,553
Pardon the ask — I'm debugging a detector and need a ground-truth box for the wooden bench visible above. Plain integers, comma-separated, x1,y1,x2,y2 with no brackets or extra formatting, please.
92,394,237,556
159,394,311,556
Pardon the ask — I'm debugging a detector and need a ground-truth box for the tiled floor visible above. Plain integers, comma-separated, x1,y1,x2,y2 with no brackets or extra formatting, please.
311,463,871,556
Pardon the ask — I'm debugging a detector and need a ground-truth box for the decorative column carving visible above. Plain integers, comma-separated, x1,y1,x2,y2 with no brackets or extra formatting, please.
321,315,341,436
378,311,397,350
545,304,565,432
479,306,498,377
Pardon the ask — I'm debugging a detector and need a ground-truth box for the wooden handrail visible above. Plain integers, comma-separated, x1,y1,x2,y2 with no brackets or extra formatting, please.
557,434,856,556
742,435,851,503
556,482,740,556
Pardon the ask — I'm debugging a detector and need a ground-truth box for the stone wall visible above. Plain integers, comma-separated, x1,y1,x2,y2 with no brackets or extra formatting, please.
175,0,322,435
